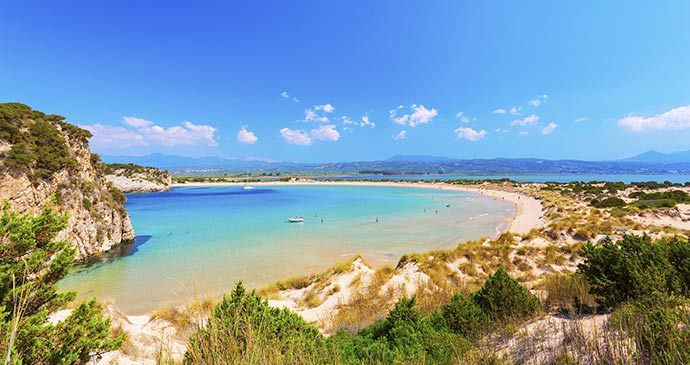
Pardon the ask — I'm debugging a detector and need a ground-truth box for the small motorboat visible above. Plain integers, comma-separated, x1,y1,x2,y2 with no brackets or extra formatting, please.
288,216,304,223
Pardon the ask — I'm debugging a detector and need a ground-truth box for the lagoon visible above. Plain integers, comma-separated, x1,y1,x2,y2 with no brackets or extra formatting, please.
60,185,513,314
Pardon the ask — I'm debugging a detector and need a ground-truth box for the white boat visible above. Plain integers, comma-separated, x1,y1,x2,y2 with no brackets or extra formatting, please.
288,216,304,223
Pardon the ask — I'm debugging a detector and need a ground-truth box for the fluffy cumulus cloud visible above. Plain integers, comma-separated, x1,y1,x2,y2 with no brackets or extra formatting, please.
392,130,407,140
304,103,335,123
529,94,548,107
454,127,487,141
280,124,340,146
389,104,438,127
310,124,340,141
84,116,219,148
122,116,153,128
456,112,469,123
542,122,558,135
314,103,335,113
617,105,690,132
511,114,539,127
81,124,147,148
280,128,312,146
510,107,521,116
236,127,258,144
493,108,507,115
342,115,375,128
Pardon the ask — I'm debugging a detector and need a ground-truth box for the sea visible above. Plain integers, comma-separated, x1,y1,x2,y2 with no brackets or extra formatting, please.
59,185,514,314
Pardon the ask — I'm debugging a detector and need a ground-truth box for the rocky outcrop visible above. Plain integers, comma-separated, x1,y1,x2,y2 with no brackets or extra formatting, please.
105,164,172,193
0,103,134,259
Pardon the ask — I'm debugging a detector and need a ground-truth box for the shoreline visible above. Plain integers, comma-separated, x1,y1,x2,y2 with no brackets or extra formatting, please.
172,180,545,236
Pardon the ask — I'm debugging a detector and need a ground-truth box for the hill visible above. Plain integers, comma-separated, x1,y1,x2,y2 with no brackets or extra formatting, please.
104,153,690,176
623,149,690,163
0,102,134,259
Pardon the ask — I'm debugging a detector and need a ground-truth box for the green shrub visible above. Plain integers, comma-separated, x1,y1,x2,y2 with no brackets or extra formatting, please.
333,296,469,364
472,267,539,323
590,196,626,208
185,282,327,364
578,234,684,310
438,293,489,340
609,293,690,364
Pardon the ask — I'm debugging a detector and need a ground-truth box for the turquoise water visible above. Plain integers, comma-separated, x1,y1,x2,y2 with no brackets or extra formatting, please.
60,185,513,314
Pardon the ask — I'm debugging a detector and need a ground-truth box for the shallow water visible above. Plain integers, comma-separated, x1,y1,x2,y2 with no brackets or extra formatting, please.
60,185,514,314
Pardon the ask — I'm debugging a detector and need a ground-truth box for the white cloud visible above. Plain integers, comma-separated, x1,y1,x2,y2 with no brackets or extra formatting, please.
392,130,407,140
127,117,218,146
573,117,589,123
342,115,375,128
511,114,539,127
281,91,299,102
456,111,469,123
518,130,529,135
236,127,258,144
510,107,521,116
617,104,690,132
84,117,219,149
304,104,335,123
122,116,153,128
280,128,312,146
310,124,340,141
495,128,509,133
81,124,147,148
304,109,329,123
454,127,487,141
315,103,335,113
389,104,438,127
529,94,548,107
541,122,558,135
360,116,375,127
493,108,507,115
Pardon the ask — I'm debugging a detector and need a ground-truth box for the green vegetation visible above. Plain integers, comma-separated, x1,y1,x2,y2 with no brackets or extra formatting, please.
579,234,690,310
629,189,690,209
574,234,690,363
184,233,690,364
0,204,123,364
186,268,539,364
541,180,690,211
0,103,88,180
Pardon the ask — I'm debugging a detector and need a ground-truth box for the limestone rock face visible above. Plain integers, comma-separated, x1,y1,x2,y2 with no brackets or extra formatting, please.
105,164,172,193
0,104,135,259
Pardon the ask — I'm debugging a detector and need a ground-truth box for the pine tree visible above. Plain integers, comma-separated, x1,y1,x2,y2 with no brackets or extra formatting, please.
0,204,123,364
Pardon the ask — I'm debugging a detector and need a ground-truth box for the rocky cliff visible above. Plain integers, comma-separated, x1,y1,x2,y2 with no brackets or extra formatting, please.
0,103,134,259
105,163,172,192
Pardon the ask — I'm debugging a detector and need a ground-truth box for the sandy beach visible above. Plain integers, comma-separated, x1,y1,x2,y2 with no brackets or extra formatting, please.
173,180,545,236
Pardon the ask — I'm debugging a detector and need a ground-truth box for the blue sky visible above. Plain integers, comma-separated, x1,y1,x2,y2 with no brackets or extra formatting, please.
2,1,690,163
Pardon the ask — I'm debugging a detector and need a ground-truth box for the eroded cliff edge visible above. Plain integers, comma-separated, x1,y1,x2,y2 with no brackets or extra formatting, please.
105,163,172,192
0,103,134,259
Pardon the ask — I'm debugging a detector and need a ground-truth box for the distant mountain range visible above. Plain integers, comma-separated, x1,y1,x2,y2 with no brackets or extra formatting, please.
621,150,690,164
101,150,690,175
